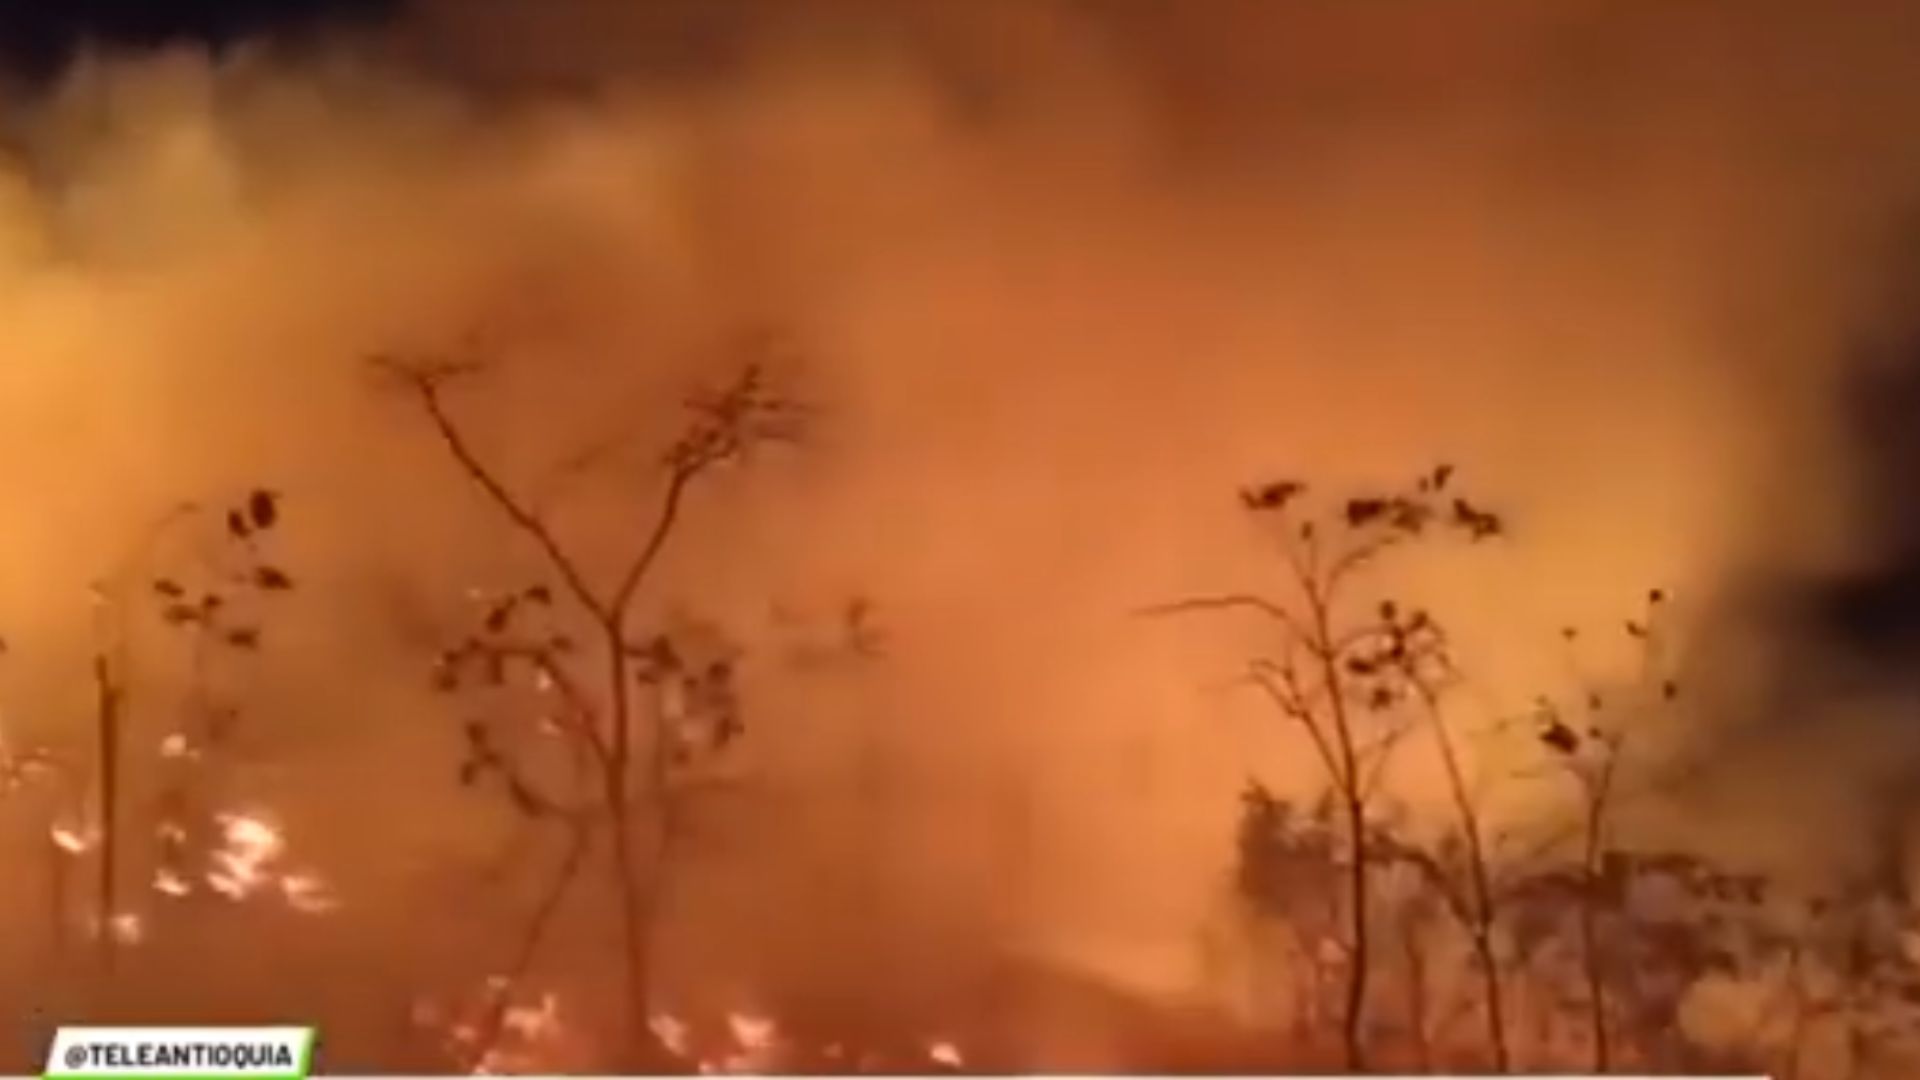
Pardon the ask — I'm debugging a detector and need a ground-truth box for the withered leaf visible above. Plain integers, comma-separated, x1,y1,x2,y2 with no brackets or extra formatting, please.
1451,498,1504,540
1345,498,1387,527
247,489,279,530
1239,480,1304,511
505,777,545,818
1540,720,1580,755
483,599,516,634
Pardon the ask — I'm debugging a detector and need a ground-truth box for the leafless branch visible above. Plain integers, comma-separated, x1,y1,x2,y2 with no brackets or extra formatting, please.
1138,594,1312,648
375,356,609,624
1248,660,1344,790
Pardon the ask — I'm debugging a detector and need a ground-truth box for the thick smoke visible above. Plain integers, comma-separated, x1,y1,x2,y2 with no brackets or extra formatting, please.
0,0,1917,1063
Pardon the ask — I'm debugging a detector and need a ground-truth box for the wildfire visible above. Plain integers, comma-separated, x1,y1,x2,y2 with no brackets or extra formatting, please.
206,811,283,898
196,810,337,913
415,982,589,1076
423,981,969,1075
643,1008,967,1075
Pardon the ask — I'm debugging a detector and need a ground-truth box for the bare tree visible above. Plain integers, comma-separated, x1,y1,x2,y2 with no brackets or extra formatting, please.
1521,591,1673,1072
375,341,803,1068
1148,464,1504,1071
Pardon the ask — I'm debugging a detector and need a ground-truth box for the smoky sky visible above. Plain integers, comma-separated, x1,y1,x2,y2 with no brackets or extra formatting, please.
0,0,393,77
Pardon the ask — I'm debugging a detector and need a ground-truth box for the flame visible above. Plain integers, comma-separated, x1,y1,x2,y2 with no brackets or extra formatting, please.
199,810,336,914
207,812,283,898
107,912,144,945
928,1039,964,1068
50,822,91,855
712,1010,781,1073
0,722,57,792
153,867,192,897
501,993,563,1041
279,871,338,914
648,1014,692,1059
441,993,964,1074
413,981,592,1076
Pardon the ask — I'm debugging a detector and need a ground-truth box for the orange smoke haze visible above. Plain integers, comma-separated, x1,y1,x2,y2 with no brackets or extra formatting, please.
0,0,1916,1064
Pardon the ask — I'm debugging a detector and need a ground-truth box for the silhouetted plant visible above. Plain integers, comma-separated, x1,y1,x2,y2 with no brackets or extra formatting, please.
375,334,805,1069
1151,464,1505,1070
0,488,312,1002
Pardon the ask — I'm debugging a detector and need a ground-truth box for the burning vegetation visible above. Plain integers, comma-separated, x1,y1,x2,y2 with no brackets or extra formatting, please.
9,437,1920,1076
4,2,1920,1077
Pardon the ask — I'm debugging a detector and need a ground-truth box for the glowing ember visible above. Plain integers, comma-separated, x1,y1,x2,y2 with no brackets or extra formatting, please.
413,980,593,1077
222,813,285,859
725,1011,776,1050
648,1014,692,1059
0,723,57,792
50,822,91,855
207,812,280,899
501,993,562,1041
107,912,144,945
279,872,338,914
153,867,192,897
927,1039,963,1068
710,1011,781,1073
197,810,335,913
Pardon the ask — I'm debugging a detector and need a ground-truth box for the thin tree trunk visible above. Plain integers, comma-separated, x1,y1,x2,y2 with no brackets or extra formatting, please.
604,622,676,1073
1469,930,1509,1072
1401,926,1432,1073
1778,944,1810,1080
1580,823,1610,1073
1310,589,1370,1072
606,799,658,1070
1579,747,1621,1075
1338,788,1369,1070
470,822,593,1068
1415,685,1510,1071
93,654,121,976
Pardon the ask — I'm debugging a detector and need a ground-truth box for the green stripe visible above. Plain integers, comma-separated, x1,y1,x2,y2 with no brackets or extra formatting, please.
46,1074,306,1080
